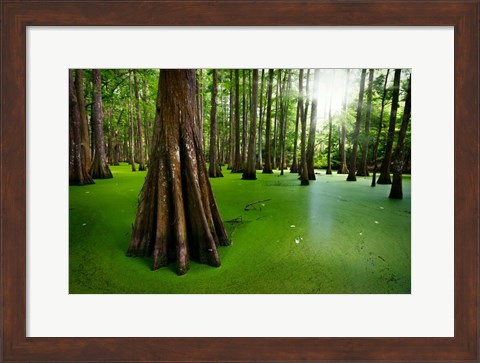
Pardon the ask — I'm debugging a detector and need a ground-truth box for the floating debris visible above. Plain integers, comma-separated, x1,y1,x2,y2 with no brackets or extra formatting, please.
359,232,363,235
290,225,295,228
85,191,90,194
82,223,87,226
379,206,384,210
295,238,301,244
374,221,379,224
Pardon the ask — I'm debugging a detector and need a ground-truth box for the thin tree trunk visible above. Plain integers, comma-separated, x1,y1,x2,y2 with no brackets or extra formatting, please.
241,70,248,167
69,70,94,186
347,69,367,181
273,70,280,169
127,71,137,172
357,69,374,176
290,69,302,173
299,69,309,185
378,69,401,184
337,69,350,174
209,69,223,177
74,69,92,172
280,71,291,176
262,69,275,174
371,69,390,186
232,70,243,173
228,70,235,169
242,69,258,180
326,70,336,175
389,76,411,199
128,69,230,276
89,69,113,179
300,69,311,176
133,69,146,170
306,69,320,180
220,70,227,165
256,69,265,169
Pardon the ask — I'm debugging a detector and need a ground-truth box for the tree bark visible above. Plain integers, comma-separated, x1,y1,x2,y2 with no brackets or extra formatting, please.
89,69,113,179
133,70,146,171
209,69,223,177
356,69,374,176
346,69,367,182
242,69,258,179
389,76,411,199
306,69,320,180
371,69,390,187
337,69,350,174
74,69,92,172
262,69,275,174
69,70,94,186
128,69,230,275
377,69,401,184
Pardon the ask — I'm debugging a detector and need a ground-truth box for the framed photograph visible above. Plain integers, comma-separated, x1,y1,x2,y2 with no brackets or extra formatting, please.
1,1,478,361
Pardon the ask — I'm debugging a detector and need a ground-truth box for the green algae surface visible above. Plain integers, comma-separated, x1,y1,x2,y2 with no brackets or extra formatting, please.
69,163,411,294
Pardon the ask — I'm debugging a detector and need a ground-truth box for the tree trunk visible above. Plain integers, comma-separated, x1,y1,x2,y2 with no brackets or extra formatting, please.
228,70,235,170
371,69,390,187
300,69,311,177
377,69,401,184
347,69,367,181
209,69,223,177
127,69,230,275
256,69,265,169
242,69,258,179
298,69,309,185
357,69,374,176
280,71,292,176
273,71,280,169
337,69,350,174
69,70,94,186
133,70,146,171
74,69,92,172
262,69,275,174
128,71,137,172
326,70,336,175
306,69,320,180
290,69,302,173
389,76,411,199
231,70,243,173
241,70,248,167
89,69,113,179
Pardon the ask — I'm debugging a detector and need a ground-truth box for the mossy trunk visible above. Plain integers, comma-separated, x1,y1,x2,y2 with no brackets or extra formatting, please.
69,70,94,186
127,70,230,275
74,69,92,173
347,69,367,182
290,69,302,174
